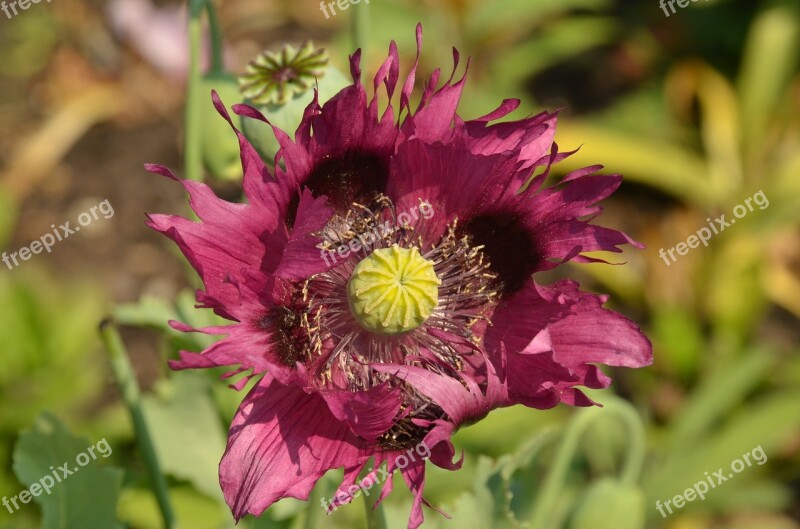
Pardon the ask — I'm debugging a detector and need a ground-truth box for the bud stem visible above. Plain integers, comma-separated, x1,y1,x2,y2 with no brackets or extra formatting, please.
529,397,646,529
206,2,224,75
185,13,203,182
364,492,387,529
351,0,369,55
99,320,177,529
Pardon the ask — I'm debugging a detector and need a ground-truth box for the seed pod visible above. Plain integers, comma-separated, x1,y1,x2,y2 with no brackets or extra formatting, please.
238,42,350,160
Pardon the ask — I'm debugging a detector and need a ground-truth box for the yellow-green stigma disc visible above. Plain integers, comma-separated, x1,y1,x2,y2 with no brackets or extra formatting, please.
347,244,441,335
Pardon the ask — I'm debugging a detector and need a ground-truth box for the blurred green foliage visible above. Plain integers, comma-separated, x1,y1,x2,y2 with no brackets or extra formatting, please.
12,413,124,529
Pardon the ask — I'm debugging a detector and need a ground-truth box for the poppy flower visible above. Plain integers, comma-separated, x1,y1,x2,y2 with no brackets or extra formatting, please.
147,24,652,529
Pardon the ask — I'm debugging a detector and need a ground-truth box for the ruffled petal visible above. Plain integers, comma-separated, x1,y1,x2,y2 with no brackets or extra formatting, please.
484,280,569,353
465,107,559,171
321,383,403,442
372,358,509,426
546,284,653,369
402,49,470,143
273,189,334,279
144,164,289,311
220,376,369,520
211,91,295,214
483,279,650,409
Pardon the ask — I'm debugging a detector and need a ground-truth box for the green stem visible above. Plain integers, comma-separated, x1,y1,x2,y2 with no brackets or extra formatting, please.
302,485,320,529
529,409,597,529
607,399,646,486
351,0,368,53
364,492,387,529
99,320,176,529
206,1,224,74
185,8,204,182
528,398,647,529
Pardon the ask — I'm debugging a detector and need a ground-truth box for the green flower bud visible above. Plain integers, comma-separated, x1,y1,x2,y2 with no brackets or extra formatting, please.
569,478,645,529
199,72,242,181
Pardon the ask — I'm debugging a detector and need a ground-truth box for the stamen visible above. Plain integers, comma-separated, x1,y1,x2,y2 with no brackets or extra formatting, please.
299,198,502,447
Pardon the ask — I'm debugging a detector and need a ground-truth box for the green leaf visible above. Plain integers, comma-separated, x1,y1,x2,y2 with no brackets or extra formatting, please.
0,273,106,431
113,295,178,332
118,486,232,529
465,0,611,39
645,389,800,506
568,478,645,529
553,121,713,206
669,348,776,449
447,456,521,529
444,432,553,528
11,412,123,529
492,17,618,86
738,0,800,154
142,372,228,500
702,479,791,513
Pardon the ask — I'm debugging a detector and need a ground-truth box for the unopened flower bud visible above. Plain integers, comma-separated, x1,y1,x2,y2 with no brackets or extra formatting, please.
569,478,645,529
200,72,242,181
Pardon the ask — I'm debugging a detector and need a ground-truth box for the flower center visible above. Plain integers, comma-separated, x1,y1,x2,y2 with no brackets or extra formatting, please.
347,244,440,335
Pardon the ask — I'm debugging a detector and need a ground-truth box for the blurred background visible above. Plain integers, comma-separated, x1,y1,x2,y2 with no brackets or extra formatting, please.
0,0,799,528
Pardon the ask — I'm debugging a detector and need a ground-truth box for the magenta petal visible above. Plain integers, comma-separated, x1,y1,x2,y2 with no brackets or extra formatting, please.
325,463,370,513
273,189,334,279
399,458,427,529
233,101,314,185
472,98,521,122
507,352,573,409
418,421,461,471
211,92,296,214
169,323,296,382
497,280,650,408
145,164,289,311
549,292,653,369
388,135,519,244
146,212,256,310
555,363,613,406
465,109,559,172
403,50,470,143
527,172,643,266
400,24,423,115
220,376,368,520
485,281,569,354
322,383,403,442
372,360,509,426
145,24,654,529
